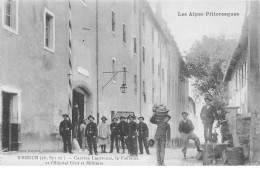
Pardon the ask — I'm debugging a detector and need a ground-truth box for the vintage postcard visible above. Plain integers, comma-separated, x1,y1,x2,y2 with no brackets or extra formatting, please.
0,0,259,166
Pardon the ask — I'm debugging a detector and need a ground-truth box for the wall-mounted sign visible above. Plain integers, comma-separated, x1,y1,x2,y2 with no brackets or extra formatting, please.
77,66,89,77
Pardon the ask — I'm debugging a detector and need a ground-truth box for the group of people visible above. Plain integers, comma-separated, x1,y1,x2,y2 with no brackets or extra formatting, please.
59,94,217,165
59,109,151,156
177,95,217,160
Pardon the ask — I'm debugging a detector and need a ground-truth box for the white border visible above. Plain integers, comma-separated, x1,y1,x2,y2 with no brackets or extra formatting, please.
43,8,55,53
1,0,19,35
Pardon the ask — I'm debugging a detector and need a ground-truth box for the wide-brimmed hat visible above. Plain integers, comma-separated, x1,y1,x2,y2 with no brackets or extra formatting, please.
62,114,69,117
181,112,189,116
112,117,118,121
120,116,126,119
101,116,107,120
156,104,169,114
128,114,135,119
88,115,95,120
138,116,144,120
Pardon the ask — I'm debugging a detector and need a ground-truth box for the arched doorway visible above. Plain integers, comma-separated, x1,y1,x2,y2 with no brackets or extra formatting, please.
72,86,92,146
73,86,92,121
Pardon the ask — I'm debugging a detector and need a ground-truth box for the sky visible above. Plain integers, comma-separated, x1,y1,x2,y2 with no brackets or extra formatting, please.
160,0,246,54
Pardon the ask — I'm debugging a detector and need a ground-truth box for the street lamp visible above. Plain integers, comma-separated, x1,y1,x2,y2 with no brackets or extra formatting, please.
102,67,128,93
120,83,127,93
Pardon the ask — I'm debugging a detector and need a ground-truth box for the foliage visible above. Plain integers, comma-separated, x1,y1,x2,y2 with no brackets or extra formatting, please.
184,35,237,113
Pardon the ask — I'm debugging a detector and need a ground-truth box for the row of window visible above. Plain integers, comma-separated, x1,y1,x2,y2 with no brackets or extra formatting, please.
3,0,56,52
111,8,164,55
233,62,247,92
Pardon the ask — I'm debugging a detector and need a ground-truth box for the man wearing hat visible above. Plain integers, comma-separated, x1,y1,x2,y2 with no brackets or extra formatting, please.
109,117,119,153
98,116,110,153
200,95,217,143
85,115,98,155
127,114,138,156
178,112,201,159
118,115,129,154
150,105,171,166
137,116,150,155
72,104,81,138
59,114,73,154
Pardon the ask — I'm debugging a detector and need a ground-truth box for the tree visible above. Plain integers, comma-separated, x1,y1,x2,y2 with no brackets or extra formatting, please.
184,35,237,115
185,35,237,144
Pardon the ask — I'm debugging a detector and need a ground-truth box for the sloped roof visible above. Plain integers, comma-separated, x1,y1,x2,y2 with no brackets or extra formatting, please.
224,16,248,82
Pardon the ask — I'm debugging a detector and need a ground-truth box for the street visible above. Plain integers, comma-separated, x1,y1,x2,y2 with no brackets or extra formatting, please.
1,147,202,166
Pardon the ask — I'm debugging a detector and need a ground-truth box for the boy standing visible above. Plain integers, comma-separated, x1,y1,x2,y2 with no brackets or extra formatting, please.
59,114,73,154
118,116,129,154
178,112,201,159
137,116,150,155
86,115,98,155
109,117,119,153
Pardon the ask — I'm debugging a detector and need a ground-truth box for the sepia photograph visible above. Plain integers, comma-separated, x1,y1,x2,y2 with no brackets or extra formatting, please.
0,0,259,166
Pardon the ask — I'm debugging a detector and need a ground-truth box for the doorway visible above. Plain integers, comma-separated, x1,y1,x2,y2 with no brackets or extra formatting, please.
72,86,92,146
73,90,85,123
2,92,19,152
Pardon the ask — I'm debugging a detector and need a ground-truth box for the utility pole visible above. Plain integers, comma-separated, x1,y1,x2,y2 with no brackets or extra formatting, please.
96,0,99,122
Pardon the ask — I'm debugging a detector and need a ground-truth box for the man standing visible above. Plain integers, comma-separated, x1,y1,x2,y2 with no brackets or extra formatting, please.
98,116,110,153
109,117,119,153
150,105,171,166
127,114,138,156
178,112,201,159
118,116,129,154
72,104,80,138
79,119,88,151
137,116,150,155
86,115,98,155
59,114,73,154
200,96,217,143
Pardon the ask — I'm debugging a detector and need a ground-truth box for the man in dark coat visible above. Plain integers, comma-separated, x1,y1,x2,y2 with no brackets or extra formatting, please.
137,116,150,155
150,105,171,166
59,114,73,154
85,115,98,155
127,114,138,156
178,112,201,159
118,116,129,154
200,96,217,143
72,104,80,138
109,117,119,153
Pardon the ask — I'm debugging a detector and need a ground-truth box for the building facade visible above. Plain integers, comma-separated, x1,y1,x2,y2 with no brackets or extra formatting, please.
224,0,260,163
0,0,188,151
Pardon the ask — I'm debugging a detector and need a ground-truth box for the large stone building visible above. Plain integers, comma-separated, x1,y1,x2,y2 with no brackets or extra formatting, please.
224,0,260,164
0,0,188,151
